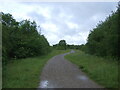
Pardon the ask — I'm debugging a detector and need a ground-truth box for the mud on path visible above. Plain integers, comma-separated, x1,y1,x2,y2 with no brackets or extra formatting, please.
38,50,103,88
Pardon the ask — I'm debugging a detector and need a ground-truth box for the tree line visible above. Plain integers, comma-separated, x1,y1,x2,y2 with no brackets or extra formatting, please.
2,12,51,64
80,2,120,60
53,40,81,50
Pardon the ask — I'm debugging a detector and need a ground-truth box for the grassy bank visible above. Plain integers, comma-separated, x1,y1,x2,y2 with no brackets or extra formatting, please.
65,50,118,88
3,50,70,88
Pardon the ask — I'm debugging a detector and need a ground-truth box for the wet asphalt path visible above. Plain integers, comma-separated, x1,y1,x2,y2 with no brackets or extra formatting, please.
38,50,103,88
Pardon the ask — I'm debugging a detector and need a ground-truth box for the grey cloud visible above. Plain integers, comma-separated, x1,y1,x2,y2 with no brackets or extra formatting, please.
27,11,46,23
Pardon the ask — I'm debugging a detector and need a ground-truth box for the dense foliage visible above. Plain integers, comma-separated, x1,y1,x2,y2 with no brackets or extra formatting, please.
2,12,51,64
53,40,87,51
82,3,120,60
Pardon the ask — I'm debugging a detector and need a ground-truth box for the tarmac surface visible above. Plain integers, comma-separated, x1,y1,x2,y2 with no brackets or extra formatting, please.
38,50,103,88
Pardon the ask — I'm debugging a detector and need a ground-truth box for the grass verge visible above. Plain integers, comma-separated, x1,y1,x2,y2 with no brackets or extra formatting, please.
65,50,118,88
3,50,70,88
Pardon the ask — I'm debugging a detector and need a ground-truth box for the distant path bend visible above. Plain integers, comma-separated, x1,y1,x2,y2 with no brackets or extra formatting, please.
38,50,103,88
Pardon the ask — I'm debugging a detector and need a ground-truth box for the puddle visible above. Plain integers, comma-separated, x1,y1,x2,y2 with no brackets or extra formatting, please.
40,80,49,88
77,75,88,80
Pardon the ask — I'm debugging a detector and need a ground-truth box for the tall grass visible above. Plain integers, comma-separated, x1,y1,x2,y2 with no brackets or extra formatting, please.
65,50,118,88
3,50,70,88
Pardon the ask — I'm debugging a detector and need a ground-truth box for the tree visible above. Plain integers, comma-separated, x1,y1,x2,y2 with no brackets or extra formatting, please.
58,40,67,50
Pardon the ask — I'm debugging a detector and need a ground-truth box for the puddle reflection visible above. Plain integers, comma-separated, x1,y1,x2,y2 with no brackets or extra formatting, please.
40,80,48,88
77,75,88,80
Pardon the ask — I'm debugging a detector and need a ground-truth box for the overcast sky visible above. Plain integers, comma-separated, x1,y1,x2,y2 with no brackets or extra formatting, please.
0,2,118,45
